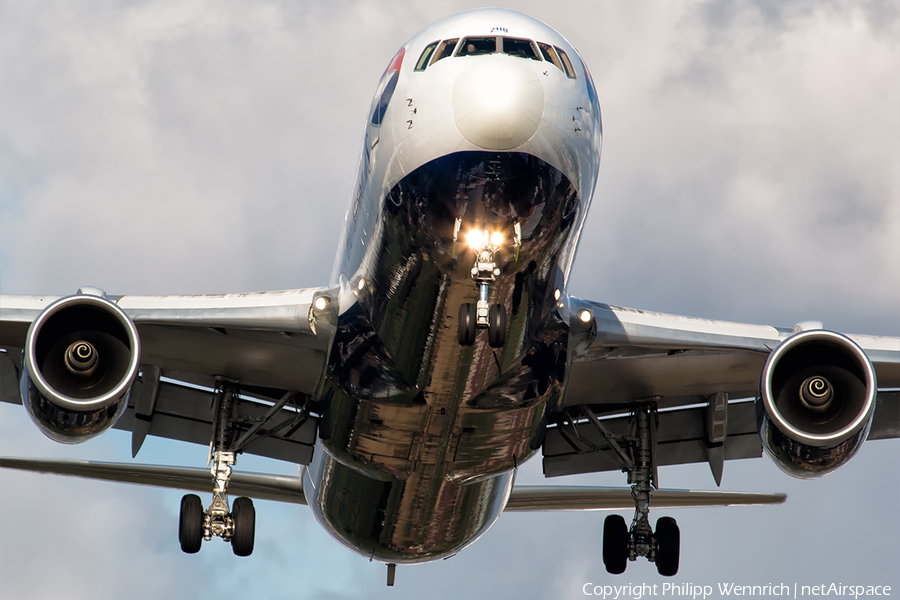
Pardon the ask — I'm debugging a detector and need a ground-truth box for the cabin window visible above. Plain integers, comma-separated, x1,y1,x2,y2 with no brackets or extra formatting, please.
430,38,459,66
415,41,439,71
457,37,497,56
537,42,564,72
501,37,540,60
555,46,577,79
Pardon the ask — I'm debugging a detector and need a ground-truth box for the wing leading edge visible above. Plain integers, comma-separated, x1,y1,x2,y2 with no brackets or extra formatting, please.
563,297,900,408
0,287,339,393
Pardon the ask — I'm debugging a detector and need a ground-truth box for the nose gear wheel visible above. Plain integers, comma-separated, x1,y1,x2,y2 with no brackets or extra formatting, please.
488,303,507,348
458,303,477,346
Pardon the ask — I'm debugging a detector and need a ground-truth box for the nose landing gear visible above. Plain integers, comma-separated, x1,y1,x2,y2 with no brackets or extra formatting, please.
456,228,508,348
457,300,506,348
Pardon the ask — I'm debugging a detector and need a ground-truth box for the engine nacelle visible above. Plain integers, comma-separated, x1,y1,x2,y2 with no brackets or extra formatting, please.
21,293,141,443
758,329,877,479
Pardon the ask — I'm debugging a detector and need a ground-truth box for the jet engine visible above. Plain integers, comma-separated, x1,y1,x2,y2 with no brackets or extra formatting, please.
20,293,141,443
757,329,877,479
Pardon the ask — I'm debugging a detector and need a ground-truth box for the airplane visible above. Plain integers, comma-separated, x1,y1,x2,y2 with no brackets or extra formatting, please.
1,7,898,585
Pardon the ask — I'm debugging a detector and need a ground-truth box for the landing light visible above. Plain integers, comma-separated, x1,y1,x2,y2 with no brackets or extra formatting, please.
465,229,484,249
554,289,561,301
579,309,592,323
357,279,365,291
465,229,505,251
314,296,330,311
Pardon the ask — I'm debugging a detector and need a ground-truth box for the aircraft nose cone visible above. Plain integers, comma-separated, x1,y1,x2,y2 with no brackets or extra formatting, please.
452,60,544,150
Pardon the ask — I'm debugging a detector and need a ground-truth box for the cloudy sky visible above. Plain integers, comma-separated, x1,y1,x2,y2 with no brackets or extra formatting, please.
1,1,898,599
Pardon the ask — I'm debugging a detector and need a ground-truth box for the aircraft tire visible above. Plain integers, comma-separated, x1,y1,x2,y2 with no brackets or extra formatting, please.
488,304,506,348
232,497,256,557
458,303,476,346
178,494,203,554
603,514,629,574
655,516,680,576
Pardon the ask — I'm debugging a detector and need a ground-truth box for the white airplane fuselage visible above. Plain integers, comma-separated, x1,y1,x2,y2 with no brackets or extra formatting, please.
301,9,602,564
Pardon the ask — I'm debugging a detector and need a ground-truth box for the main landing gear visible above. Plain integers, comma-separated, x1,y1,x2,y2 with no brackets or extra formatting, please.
603,515,679,577
598,403,680,576
178,384,256,557
456,227,507,348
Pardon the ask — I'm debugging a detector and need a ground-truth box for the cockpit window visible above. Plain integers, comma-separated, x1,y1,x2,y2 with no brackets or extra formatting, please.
554,46,577,79
457,37,497,56
537,42,564,72
501,37,540,60
415,41,439,71
430,38,459,66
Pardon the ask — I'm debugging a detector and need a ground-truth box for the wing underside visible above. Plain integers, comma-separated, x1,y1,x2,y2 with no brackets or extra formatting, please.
0,288,340,463
545,297,900,480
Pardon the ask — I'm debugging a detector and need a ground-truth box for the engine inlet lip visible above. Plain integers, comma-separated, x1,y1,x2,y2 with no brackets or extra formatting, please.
760,329,877,447
24,294,141,412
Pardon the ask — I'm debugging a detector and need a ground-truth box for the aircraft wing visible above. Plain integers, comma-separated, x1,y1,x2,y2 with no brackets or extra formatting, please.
545,297,900,480
0,288,339,464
